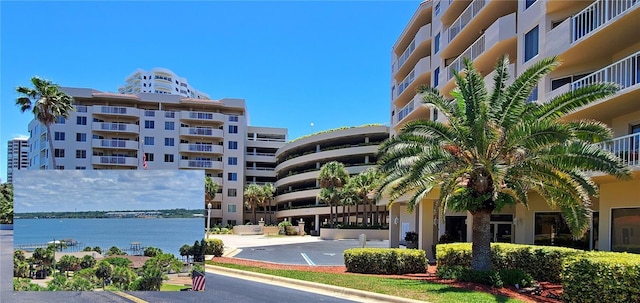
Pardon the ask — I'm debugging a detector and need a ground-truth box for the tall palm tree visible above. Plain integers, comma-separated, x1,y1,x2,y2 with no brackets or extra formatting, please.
204,176,219,229
0,183,13,224
317,161,349,227
377,55,631,271
345,168,382,227
260,183,275,224
244,183,262,224
16,77,74,169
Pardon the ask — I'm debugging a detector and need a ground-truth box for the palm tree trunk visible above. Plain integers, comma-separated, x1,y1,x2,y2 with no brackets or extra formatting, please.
268,201,272,224
253,207,257,225
471,208,493,271
329,203,333,228
46,124,57,168
368,201,373,227
375,205,380,226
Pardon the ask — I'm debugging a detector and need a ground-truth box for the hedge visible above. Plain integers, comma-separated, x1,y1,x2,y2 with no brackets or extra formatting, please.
562,252,640,303
436,243,581,282
344,248,427,274
205,239,224,257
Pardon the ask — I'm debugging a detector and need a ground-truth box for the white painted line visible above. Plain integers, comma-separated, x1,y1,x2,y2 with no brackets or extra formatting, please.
300,253,316,266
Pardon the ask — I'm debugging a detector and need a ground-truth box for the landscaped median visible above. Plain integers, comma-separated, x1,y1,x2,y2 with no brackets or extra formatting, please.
436,243,640,303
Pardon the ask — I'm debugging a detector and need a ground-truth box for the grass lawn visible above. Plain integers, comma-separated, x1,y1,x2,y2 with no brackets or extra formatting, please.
206,261,526,303
160,283,190,291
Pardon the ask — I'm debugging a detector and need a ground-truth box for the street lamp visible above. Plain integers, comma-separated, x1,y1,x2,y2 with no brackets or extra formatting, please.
207,202,212,239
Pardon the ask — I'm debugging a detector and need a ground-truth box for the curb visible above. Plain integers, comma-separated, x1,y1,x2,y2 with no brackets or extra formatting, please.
205,264,429,303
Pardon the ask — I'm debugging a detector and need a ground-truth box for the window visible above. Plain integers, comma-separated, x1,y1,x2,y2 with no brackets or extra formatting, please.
227,172,237,181
434,33,441,54
144,110,155,117
55,165,64,170
165,121,175,130
76,133,87,142
535,212,595,250
144,136,154,145
164,154,174,162
433,108,439,121
164,138,174,146
228,188,237,197
165,111,175,118
228,157,238,165
526,85,538,103
56,117,65,124
228,141,238,150
75,166,86,170
54,132,65,141
75,150,87,159
524,26,539,62
227,205,237,213
612,208,640,253
145,153,154,161
229,115,239,122
435,2,441,15
229,125,238,134
77,116,87,125
54,149,65,158
433,67,440,87
144,120,155,129
525,0,537,9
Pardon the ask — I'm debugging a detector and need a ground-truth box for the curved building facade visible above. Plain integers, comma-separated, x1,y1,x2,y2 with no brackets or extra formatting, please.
272,125,389,234
118,68,210,100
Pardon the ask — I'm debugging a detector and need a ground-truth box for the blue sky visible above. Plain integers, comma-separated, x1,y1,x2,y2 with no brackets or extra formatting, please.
13,170,203,212
0,1,421,180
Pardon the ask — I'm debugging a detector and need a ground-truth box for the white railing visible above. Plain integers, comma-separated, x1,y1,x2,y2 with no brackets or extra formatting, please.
186,160,213,168
572,0,639,42
447,34,486,81
597,133,640,167
100,106,129,114
397,39,417,71
448,0,486,42
397,70,416,97
99,156,130,165
187,144,214,152
248,152,276,157
100,123,127,131
99,140,128,148
247,167,275,171
75,105,87,112
397,100,415,122
186,127,214,136
572,51,640,90
189,112,213,120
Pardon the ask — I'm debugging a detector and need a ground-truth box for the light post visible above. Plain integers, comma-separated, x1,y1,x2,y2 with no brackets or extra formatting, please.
207,202,212,239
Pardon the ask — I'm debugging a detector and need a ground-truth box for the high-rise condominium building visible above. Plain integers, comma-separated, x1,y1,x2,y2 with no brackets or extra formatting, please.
7,138,29,183
389,0,640,259
118,68,210,100
26,68,286,225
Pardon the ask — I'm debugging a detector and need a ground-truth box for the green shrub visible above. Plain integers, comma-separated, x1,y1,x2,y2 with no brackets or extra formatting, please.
220,227,230,234
498,268,533,288
212,227,221,234
344,248,427,274
205,239,224,257
436,243,581,282
459,269,503,288
436,265,466,279
562,251,640,303
436,265,532,288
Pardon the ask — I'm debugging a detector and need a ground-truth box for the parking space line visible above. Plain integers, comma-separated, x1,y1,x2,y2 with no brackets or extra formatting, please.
300,253,316,266
113,291,148,303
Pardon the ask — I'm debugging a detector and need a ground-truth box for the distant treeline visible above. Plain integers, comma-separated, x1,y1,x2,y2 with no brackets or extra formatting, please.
14,208,203,219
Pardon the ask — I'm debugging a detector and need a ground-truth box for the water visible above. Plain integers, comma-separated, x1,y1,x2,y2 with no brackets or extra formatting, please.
13,218,204,257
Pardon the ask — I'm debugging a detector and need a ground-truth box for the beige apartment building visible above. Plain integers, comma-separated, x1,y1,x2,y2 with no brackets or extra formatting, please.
25,68,286,226
6,138,29,183
389,0,640,259
273,125,389,234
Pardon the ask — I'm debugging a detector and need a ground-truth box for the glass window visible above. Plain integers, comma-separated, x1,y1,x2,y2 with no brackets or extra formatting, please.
612,208,640,253
144,120,155,129
164,138,174,146
144,110,155,117
229,115,239,122
144,136,154,145
56,117,65,124
54,132,65,141
229,125,238,134
75,166,86,170
228,157,238,165
227,205,237,213
524,26,539,62
165,121,175,130
435,2,441,15
434,67,440,87
77,116,87,125
525,0,537,9
526,85,538,103
76,133,87,142
145,153,154,162
534,212,593,250
434,33,441,54
75,150,86,159
228,141,238,150
54,149,65,158
164,154,174,162
227,173,237,181
228,188,237,197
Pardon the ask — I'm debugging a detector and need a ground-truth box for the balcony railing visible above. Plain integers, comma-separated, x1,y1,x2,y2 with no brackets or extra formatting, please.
100,123,128,131
397,70,416,97
448,0,486,43
397,100,415,122
572,51,640,91
185,160,214,168
75,105,88,112
572,0,639,42
246,167,275,171
596,133,640,167
99,106,130,115
397,39,416,71
96,156,136,165
184,127,214,136
187,144,214,152
98,139,130,148
447,34,486,81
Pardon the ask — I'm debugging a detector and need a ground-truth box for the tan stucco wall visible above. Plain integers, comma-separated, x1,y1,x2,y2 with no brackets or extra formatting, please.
599,179,640,251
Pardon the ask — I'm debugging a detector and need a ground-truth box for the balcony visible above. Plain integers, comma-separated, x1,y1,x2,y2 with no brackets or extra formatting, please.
395,93,431,128
393,56,431,104
245,152,277,163
93,105,139,117
572,0,638,42
179,160,224,170
92,156,138,167
180,111,225,123
245,167,276,178
92,122,138,133
393,24,432,78
179,143,224,154
179,127,224,139
92,139,139,150
448,0,486,43
597,133,640,168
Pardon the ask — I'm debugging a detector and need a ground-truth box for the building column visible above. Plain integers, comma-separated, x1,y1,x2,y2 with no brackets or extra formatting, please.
389,203,401,248
418,200,437,261
315,214,320,233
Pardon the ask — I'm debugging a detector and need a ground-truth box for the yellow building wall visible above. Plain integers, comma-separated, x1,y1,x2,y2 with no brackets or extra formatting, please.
598,179,640,251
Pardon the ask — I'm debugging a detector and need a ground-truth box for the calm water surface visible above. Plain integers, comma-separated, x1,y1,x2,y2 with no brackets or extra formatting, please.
13,218,203,257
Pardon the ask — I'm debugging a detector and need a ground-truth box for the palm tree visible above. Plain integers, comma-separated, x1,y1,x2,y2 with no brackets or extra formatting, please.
261,183,275,224
317,161,349,227
204,176,219,229
16,77,74,169
244,183,262,224
58,255,79,277
0,183,13,224
345,168,382,227
377,55,631,271
95,260,112,290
